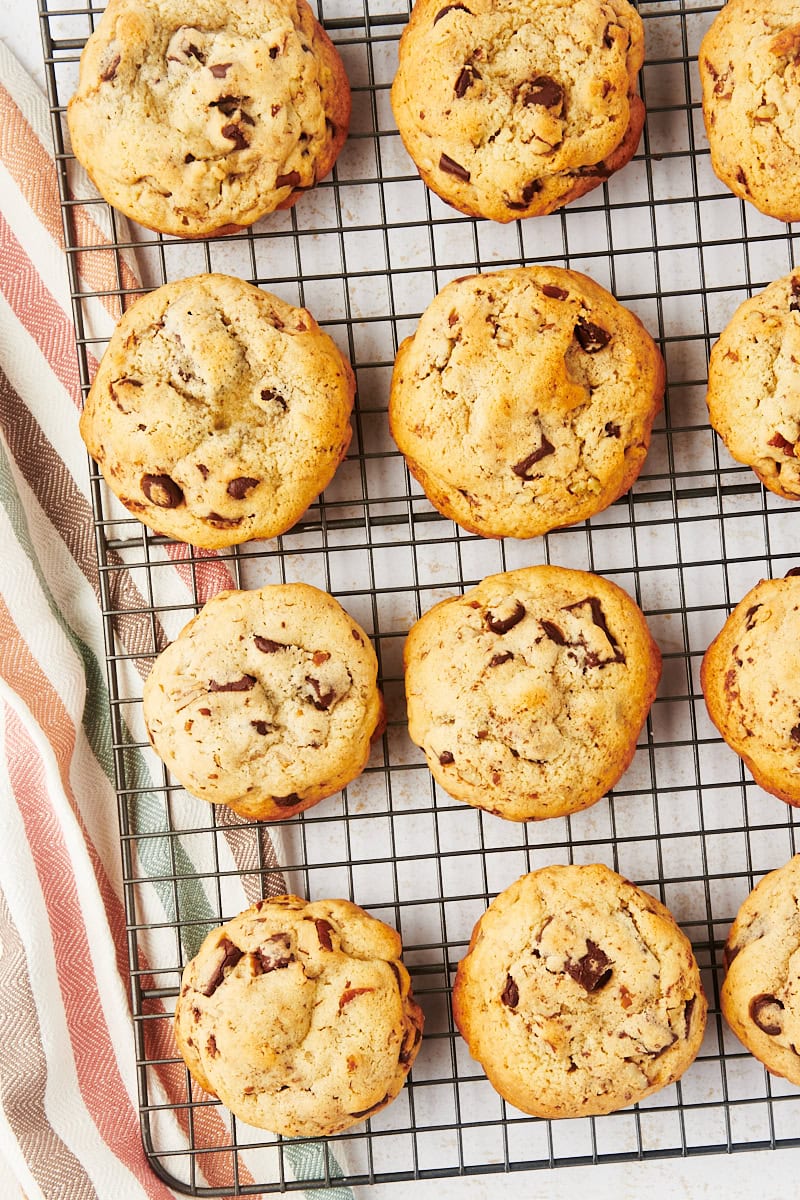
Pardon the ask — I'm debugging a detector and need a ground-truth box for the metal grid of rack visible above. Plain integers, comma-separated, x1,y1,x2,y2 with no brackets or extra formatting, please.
39,0,800,1191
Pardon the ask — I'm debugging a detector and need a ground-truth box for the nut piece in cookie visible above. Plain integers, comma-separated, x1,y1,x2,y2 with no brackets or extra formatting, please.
67,0,351,237
80,274,354,549
389,266,664,539
706,270,800,500
699,0,800,223
721,856,800,1085
391,0,645,221
175,896,424,1135
143,583,384,821
404,565,661,821
452,864,706,1118
701,572,800,805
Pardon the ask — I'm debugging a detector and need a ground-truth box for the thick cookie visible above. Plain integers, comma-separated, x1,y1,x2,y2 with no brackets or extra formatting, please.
390,0,645,222
80,274,354,549
67,0,350,237
175,896,424,1135
701,572,800,805
452,864,707,1119
143,584,384,820
699,0,800,223
721,856,800,1085
404,566,661,821
389,267,664,539
706,270,800,500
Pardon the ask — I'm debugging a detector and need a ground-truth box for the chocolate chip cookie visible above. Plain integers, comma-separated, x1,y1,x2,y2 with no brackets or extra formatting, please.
175,895,424,1135
706,270,800,500
453,864,707,1118
389,267,664,539
391,0,645,221
404,565,661,821
143,583,384,820
721,856,800,1085
80,274,354,549
699,0,800,223
67,0,350,237
701,572,800,805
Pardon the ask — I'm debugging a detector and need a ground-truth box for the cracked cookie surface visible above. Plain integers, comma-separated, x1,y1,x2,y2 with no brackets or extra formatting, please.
389,267,664,539
390,0,645,221
80,274,354,549
175,895,424,1135
701,573,800,805
706,270,800,500
453,864,706,1118
699,0,800,223
67,0,350,236
143,583,384,820
721,855,800,1085
404,565,661,821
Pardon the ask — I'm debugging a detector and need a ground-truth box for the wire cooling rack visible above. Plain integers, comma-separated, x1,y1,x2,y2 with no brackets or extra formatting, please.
39,0,800,1191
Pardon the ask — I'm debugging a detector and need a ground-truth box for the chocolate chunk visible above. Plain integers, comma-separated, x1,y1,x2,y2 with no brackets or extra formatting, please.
786,567,800,577
574,318,611,352
339,986,374,1009
454,64,479,97
315,918,334,950
141,473,184,509
254,933,293,973
261,386,287,409
723,941,741,970
184,153,196,163
221,123,249,150
522,180,541,203
433,3,471,23
207,512,243,528
254,635,284,654
605,421,621,438
349,1093,389,1119
210,95,242,116
563,596,625,664
768,431,795,455
684,996,697,1038
227,476,259,500
438,750,455,765
207,1033,218,1057
439,153,470,182
196,463,209,479
208,674,256,693
251,719,271,735
199,937,243,997
520,75,564,109
306,676,336,711
276,170,301,188
501,975,519,1008
540,619,567,645
489,651,513,666
210,63,232,78
273,793,300,808
790,278,800,313
791,723,800,743
486,600,525,634
399,1023,423,1064
749,993,784,1035
269,46,279,59
101,54,121,82
564,940,612,991
512,437,555,479
542,284,569,300
187,44,205,63
736,166,748,189
744,603,761,630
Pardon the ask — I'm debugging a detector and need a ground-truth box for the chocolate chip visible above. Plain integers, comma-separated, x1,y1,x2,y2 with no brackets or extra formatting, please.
565,940,612,991
227,476,259,500
433,3,471,23
749,993,784,1035
501,975,519,1008
101,54,121,82
210,94,242,116
790,278,800,313
142,473,184,509
254,635,284,654
207,1033,218,1057
486,600,525,634
736,166,748,189
563,596,625,664
251,720,271,735
306,676,336,710
786,567,800,577
489,651,513,666
210,63,232,78
684,995,697,1038
276,170,301,188
199,937,243,996
207,512,243,528
187,44,205,63
261,387,288,409
339,986,374,1009
542,284,569,300
349,1093,389,1119
520,75,564,109
254,933,293,973
184,153,196,163
439,153,470,182
221,123,249,150
540,620,567,645
315,918,334,950
575,318,611,352
208,674,256,693
791,724,800,743
768,431,795,455
603,23,615,48
438,750,455,764
605,421,621,438
513,437,555,479
196,463,209,479
454,64,480,97
273,793,300,808
269,46,279,58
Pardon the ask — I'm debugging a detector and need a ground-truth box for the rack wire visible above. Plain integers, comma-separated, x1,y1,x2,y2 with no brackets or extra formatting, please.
39,0,800,1191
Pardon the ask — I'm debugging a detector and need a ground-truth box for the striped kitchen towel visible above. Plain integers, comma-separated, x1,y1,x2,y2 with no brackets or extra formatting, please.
0,40,352,1200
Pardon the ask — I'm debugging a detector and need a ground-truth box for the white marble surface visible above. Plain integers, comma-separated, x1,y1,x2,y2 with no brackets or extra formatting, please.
4,3,798,1196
